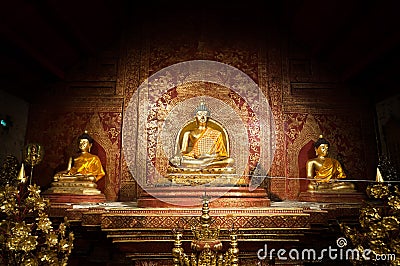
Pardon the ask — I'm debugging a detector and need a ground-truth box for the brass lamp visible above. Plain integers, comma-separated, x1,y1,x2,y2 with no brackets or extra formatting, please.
23,143,44,184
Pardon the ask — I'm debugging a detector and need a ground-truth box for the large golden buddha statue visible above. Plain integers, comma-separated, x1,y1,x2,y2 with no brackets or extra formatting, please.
167,102,236,185
45,131,105,195
306,135,355,191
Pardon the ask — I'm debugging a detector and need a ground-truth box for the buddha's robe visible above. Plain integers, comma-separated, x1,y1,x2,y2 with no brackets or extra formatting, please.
68,153,105,181
314,158,346,182
184,127,227,158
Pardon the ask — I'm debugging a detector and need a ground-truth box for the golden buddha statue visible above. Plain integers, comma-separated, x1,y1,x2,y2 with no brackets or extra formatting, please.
167,102,236,185
46,131,105,195
306,135,355,191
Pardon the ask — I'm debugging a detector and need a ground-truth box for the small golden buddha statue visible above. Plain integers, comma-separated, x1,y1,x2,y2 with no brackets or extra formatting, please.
46,131,105,195
306,135,355,191
167,102,236,185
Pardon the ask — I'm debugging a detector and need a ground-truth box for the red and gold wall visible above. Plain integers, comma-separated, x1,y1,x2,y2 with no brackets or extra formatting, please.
25,17,377,201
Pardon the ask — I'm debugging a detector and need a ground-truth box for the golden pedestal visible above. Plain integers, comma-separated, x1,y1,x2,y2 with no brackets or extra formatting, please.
137,186,270,208
167,166,243,186
299,190,366,203
42,180,106,203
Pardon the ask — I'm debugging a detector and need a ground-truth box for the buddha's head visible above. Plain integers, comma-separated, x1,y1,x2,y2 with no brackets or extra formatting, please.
314,135,330,157
78,131,94,152
194,102,210,125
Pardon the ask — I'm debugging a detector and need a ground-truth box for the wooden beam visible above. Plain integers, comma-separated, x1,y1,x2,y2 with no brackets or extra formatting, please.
340,33,400,81
34,1,98,56
0,23,65,80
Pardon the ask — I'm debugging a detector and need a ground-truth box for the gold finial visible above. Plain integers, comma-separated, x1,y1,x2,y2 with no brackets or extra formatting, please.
319,135,323,139
172,194,239,264
376,167,384,182
17,163,26,183
84,130,88,134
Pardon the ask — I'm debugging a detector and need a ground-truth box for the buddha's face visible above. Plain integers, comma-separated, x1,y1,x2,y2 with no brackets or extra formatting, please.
196,111,209,124
79,138,91,152
315,144,329,157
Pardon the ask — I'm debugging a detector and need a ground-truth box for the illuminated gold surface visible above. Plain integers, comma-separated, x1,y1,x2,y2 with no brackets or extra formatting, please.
55,132,105,182
306,135,355,192
0,181,74,265
46,132,106,197
167,102,237,186
341,183,400,265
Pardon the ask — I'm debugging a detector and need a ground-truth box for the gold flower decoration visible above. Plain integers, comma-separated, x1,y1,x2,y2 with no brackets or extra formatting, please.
359,206,381,227
388,195,400,211
381,216,399,232
367,222,386,239
0,161,74,265
341,182,400,265
366,183,390,199
389,237,400,254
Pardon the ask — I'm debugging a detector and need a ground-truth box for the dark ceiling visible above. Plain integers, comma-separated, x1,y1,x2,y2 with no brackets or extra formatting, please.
1,0,399,103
